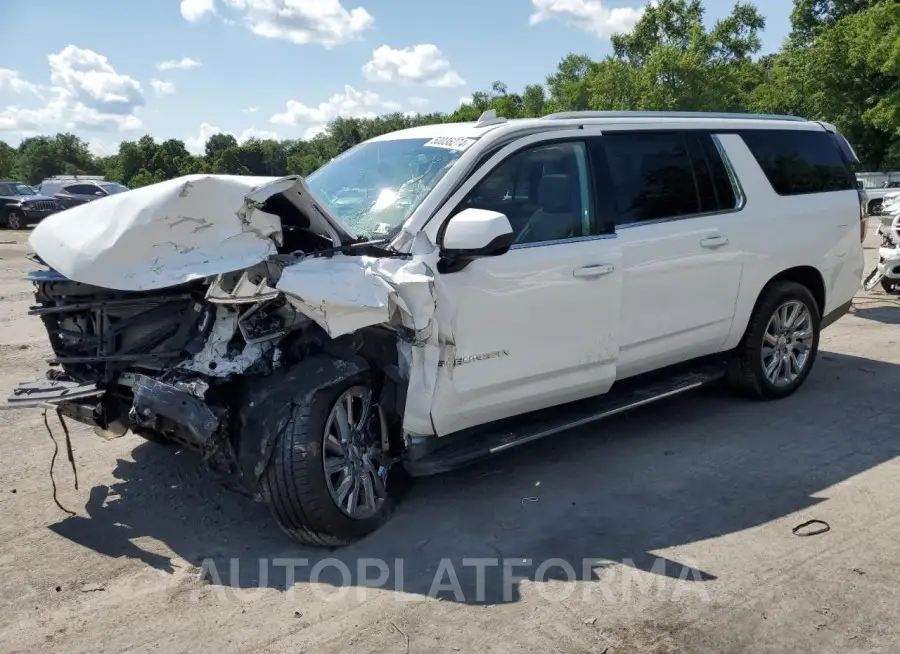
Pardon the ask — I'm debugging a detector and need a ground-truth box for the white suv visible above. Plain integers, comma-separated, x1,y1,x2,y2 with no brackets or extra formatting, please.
11,111,865,547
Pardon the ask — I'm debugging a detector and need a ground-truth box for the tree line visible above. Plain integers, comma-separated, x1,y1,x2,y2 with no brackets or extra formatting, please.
0,0,897,189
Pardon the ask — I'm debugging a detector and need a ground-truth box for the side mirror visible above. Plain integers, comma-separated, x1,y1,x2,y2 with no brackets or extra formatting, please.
439,208,514,273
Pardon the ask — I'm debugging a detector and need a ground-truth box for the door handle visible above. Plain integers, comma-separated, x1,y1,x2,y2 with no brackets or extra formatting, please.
700,235,729,248
573,264,615,278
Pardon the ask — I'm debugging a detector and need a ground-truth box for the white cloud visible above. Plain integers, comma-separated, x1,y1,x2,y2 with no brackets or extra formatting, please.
185,122,280,154
181,0,216,22
408,96,429,107
150,79,176,96
363,45,465,87
241,105,260,113
0,46,144,134
156,57,202,71
87,137,121,157
213,0,374,48
269,84,402,136
0,69,41,95
529,0,644,38
458,95,473,106
240,127,279,141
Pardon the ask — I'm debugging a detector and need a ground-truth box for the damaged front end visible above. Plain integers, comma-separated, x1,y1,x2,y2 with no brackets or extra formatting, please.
7,173,439,505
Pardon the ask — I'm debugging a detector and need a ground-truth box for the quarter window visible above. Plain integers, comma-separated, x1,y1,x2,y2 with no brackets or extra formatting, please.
454,141,593,245
738,129,856,195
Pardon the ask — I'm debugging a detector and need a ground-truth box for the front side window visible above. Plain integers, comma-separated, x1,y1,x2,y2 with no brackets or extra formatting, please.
454,141,593,245
306,137,471,240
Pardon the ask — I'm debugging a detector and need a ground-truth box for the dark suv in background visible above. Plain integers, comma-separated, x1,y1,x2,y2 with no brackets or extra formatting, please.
0,180,63,229
37,175,130,210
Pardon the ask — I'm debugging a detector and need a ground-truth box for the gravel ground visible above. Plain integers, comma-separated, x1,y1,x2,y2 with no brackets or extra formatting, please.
0,224,898,653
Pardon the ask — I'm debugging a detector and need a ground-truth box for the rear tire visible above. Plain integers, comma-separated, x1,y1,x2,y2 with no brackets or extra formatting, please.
726,281,821,400
260,373,399,547
883,278,900,294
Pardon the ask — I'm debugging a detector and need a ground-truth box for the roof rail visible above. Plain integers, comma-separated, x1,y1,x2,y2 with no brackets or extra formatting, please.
43,174,106,181
540,110,808,122
474,109,508,128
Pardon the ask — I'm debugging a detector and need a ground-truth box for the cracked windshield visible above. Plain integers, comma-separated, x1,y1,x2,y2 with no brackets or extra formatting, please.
305,137,472,240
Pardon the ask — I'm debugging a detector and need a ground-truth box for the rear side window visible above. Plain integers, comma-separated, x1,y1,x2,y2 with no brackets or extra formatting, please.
594,131,739,225
738,129,855,195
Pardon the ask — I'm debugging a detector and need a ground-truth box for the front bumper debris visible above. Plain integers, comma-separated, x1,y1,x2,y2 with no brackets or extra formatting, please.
6,377,102,409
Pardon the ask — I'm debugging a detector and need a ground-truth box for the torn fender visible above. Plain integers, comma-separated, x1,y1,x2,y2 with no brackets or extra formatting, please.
236,354,370,489
28,174,358,292
276,254,440,436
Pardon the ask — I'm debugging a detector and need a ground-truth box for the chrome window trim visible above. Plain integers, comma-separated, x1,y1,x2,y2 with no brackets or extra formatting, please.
615,133,746,230
711,133,747,211
509,233,617,250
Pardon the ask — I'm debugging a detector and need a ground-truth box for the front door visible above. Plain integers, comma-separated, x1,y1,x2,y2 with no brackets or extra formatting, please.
428,138,623,436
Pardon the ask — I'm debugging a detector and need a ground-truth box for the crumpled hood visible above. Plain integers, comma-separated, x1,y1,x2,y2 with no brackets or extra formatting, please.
28,173,357,291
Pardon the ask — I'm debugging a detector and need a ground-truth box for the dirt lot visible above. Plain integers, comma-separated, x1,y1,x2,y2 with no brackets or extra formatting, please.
0,225,898,654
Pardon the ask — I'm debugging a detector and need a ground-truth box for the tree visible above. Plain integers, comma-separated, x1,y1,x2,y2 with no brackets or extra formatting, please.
591,0,767,112
205,133,238,161
789,0,883,47
0,142,16,179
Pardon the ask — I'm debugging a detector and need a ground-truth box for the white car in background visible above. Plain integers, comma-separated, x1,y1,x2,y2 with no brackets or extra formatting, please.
8,110,865,547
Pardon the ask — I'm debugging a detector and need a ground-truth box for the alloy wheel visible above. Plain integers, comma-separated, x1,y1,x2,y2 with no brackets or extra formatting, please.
322,385,389,520
761,300,814,387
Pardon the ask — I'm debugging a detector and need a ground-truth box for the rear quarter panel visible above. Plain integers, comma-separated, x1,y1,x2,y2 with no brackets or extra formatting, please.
718,132,863,350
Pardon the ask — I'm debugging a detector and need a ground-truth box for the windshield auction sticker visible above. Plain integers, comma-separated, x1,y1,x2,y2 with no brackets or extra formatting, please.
423,137,477,152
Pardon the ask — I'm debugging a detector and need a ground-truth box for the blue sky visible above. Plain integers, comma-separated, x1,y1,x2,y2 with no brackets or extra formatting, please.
0,0,794,156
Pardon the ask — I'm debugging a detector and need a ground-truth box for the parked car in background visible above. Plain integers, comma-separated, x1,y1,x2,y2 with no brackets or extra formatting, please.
0,180,63,229
857,180,900,216
37,175,130,210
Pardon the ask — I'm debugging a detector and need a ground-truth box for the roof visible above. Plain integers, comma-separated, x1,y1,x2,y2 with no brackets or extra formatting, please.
365,111,824,144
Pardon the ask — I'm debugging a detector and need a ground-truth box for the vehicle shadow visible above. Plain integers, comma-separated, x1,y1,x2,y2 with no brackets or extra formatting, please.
47,350,900,605
851,302,900,325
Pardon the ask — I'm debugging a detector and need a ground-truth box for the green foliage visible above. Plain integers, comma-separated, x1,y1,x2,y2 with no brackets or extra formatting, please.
2,0,898,187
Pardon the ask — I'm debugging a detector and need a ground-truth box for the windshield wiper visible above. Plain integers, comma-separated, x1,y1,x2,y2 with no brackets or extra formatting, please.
298,237,410,261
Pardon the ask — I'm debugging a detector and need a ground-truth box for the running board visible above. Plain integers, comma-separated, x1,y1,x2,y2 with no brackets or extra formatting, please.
403,360,727,477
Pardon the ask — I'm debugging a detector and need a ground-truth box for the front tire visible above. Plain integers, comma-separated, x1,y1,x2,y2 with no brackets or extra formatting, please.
883,277,900,294
726,281,821,400
261,374,399,547
5,210,23,230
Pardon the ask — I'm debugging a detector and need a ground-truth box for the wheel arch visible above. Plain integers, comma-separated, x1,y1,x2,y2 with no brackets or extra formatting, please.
235,353,372,494
728,265,826,350
764,266,826,318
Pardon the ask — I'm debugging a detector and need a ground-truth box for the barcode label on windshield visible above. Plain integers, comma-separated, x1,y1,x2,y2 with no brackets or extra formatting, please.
424,137,476,152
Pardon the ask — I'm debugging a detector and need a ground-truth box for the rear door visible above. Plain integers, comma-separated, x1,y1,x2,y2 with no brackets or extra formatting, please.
590,130,746,379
